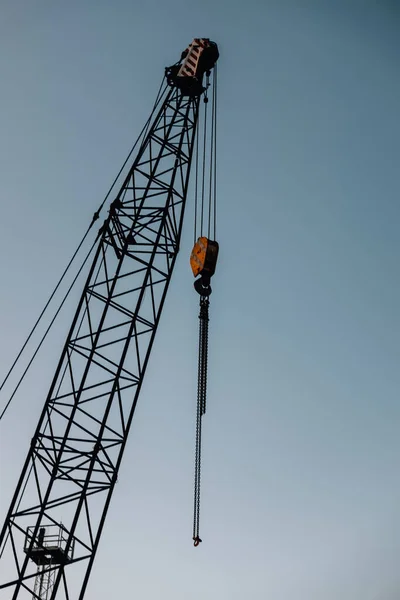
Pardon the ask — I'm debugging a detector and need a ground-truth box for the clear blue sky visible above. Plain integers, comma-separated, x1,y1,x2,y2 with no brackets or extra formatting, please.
0,1,399,599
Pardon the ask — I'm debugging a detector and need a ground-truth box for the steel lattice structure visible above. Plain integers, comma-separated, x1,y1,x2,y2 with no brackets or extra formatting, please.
0,38,218,596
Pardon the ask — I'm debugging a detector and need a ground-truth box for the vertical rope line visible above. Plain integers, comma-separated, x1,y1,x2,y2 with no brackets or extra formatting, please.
213,65,218,241
207,86,215,240
200,95,208,235
194,107,200,243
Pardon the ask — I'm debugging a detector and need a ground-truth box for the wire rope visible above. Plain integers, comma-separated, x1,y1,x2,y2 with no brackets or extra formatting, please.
0,238,98,422
0,76,167,402
200,88,208,235
213,65,218,240
194,108,200,242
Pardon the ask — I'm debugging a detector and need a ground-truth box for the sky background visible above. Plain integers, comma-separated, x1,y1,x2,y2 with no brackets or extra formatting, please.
0,1,399,598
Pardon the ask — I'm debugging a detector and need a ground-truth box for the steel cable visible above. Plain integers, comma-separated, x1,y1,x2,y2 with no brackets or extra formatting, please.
213,65,218,240
0,76,167,405
0,238,98,422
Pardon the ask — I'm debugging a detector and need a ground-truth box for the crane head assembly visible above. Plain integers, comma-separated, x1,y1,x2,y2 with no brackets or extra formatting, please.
166,38,219,96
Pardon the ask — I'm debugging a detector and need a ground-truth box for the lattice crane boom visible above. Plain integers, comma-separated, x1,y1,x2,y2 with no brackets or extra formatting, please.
0,39,219,600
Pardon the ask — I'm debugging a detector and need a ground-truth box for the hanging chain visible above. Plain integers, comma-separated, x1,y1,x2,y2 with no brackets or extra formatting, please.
193,296,209,546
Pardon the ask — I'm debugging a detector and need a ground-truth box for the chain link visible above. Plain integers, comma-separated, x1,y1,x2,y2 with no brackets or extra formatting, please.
193,296,209,545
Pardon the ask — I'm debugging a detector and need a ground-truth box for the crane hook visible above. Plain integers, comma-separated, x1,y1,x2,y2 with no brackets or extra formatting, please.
193,536,202,547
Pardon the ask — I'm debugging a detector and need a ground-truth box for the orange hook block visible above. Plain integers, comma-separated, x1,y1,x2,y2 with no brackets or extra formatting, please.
190,237,219,279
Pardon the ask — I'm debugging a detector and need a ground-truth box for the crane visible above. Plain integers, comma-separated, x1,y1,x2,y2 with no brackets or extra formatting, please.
0,39,219,600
